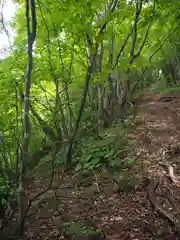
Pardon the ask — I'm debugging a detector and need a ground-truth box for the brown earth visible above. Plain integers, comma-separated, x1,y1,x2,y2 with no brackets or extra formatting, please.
22,91,180,239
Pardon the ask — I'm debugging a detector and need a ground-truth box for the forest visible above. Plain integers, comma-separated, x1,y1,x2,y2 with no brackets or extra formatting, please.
0,0,180,239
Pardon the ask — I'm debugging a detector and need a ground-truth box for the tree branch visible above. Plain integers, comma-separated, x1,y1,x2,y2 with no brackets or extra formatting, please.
130,24,150,64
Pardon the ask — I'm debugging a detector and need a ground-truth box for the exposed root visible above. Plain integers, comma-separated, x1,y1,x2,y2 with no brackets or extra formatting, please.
147,179,180,235
168,165,180,187
159,160,180,187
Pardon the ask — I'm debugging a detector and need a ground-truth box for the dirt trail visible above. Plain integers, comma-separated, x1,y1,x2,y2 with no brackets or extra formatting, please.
24,92,180,240
133,92,180,173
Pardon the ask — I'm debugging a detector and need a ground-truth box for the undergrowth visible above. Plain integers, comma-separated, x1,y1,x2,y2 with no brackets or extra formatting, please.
64,221,103,240
152,78,180,94
31,124,134,176
74,126,129,174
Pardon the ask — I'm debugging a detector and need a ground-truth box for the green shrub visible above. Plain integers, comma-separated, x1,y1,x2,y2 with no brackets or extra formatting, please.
0,177,14,207
74,129,129,173
64,221,103,240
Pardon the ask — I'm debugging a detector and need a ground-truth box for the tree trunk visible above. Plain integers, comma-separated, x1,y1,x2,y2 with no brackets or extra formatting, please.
17,0,36,236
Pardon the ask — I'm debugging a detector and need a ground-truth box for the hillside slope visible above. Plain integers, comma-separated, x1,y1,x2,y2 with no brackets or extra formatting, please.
23,91,180,240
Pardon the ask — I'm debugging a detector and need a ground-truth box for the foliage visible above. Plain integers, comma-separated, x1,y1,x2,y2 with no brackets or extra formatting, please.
74,128,128,173
112,168,140,193
0,177,14,208
64,221,103,240
0,0,180,202
152,81,180,94
0,178,12,196
0,0,180,237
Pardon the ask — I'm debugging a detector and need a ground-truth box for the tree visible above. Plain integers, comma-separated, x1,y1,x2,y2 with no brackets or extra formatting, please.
0,0,180,235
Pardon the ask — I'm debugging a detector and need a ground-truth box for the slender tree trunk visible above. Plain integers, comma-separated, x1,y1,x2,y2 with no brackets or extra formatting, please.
66,55,95,166
18,0,36,236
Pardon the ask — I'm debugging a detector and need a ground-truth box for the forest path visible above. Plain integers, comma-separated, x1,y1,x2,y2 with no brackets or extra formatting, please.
130,91,180,175
25,91,180,240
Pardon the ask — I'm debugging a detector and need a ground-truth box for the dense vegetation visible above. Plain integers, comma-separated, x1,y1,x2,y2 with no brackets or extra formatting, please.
0,0,180,238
